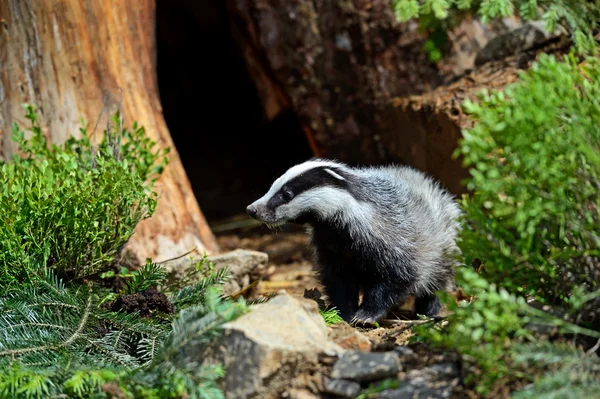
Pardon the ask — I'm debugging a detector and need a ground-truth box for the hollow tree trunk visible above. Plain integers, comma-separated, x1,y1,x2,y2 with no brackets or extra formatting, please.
227,0,569,195
0,0,220,263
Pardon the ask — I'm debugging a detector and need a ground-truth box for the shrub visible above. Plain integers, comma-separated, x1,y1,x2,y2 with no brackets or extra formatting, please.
457,53,600,307
414,53,600,396
0,106,247,399
0,105,169,286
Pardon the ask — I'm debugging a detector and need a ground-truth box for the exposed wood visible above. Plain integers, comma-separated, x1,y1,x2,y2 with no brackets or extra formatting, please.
0,0,220,263
228,0,444,164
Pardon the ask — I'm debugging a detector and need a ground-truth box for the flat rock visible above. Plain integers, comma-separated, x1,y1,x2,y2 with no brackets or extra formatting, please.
323,378,361,398
372,362,460,399
163,248,268,297
205,292,344,399
328,322,371,352
330,351,400,382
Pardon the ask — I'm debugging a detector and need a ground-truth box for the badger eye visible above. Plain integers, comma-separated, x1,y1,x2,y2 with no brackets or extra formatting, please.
281,190,294,202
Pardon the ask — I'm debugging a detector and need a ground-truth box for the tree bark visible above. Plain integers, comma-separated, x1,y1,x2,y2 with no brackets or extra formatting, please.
227,0,569,195
0,0,220,263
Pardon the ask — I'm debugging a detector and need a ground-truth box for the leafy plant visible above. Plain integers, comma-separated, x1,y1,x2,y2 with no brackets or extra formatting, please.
414,53,600,396
511,341,600,399
456,53,600,306
0,104,169,286
0,106,246,399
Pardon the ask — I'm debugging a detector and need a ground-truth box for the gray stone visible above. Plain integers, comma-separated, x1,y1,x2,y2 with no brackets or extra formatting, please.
372,362,459,399
162,248,268,297
475,20,568,66
393,346,415,357
323,377,361,398
204,292,344,399
330,351,400,382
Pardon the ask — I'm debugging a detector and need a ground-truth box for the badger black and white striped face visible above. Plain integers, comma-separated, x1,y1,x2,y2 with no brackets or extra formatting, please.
246,159,353,226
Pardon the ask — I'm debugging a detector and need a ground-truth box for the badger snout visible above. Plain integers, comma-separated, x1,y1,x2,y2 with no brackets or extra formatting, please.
246,202,277,224
246,204,258,219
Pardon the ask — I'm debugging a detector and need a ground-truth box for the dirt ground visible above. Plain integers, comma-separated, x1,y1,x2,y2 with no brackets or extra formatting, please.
212,215,511,398
215,218,321,297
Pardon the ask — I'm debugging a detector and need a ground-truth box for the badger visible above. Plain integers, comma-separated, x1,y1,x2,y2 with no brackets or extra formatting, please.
246,158,462,325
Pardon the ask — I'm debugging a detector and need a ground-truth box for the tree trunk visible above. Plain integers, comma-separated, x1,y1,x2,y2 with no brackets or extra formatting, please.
0,0,220,263
227,0,569,195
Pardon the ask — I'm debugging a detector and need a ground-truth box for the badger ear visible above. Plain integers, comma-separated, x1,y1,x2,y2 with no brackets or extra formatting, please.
324,168,346,181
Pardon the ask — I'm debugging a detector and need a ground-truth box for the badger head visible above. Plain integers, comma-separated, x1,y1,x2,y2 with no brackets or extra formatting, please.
246,159,355,227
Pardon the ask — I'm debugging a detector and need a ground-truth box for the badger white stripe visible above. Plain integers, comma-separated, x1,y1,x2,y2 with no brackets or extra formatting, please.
324,168,346,181
257,159,346,205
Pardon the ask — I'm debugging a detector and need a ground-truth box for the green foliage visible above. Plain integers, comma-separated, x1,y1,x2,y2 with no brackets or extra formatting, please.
0,104,169,286
413,268,533,393
511,342,600,399
356,378,401,399
319,307,344,325
414,53,600,397
391,0,600,54
457,53,600,304
0,106,247,399
0,271,246,399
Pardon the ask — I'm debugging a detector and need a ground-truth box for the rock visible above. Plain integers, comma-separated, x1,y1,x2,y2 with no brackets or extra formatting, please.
372,362,460,399
323,378,361,398
328,322,371,352
162,249,268,297
205,292,344,399
393,346,415,358
283,389,320,399
330,351,400,382
475,20,568,66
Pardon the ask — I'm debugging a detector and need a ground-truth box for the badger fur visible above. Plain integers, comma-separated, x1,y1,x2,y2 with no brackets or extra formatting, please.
246,158,462,325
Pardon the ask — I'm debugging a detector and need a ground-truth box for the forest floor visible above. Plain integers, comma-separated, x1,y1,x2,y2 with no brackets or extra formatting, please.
209,214,507,399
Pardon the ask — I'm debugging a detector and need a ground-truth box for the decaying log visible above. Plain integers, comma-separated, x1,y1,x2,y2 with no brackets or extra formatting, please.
227,0,570,195
0,0,220,263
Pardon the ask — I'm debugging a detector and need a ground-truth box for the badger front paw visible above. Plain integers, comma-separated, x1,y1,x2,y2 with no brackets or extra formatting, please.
350,307,387,327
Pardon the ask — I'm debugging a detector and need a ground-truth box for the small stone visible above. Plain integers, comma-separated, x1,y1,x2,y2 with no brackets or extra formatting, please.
323,378,361,398
331,351,400,382
393,346,415,357
162,249,268,297
328,322,372,352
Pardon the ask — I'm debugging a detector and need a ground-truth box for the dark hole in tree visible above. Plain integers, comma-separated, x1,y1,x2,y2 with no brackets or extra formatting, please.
156,0,313,224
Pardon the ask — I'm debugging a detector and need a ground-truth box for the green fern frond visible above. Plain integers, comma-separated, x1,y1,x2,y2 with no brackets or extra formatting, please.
512,341,600,371
245,292,278,305
168,267,231,310
512,370,600,399
320,307,344,325
124,260,168,294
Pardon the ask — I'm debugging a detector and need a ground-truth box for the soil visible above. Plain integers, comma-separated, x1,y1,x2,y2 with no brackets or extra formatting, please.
216,221,321,298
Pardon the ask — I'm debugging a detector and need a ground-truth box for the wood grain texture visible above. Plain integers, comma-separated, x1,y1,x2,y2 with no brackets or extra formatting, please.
0,0,219,262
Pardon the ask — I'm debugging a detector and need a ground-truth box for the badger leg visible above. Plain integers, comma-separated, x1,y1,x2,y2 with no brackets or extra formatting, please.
351,282,410,325
320,270,359,322
414,294,442,317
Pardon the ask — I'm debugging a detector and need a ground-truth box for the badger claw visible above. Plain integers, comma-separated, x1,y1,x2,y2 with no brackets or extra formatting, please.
349,309,381,327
